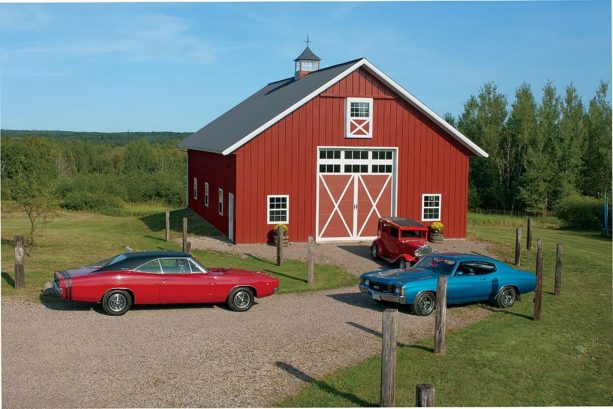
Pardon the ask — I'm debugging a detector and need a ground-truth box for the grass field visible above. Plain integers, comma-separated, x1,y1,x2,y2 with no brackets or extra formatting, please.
0,207,356,300
277,222,613,406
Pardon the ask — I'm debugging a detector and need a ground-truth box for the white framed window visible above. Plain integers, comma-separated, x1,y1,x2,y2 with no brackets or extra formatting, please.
193,178,198,200
204,182,209,207
318,148,393,175
218,188,224,216
345,97,373,139
267,195,289,224
422,194,441,221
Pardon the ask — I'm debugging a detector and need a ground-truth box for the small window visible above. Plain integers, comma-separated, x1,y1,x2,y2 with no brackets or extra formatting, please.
389,226,399,237
346,98,373,138
218,189,224,216
422,194,441,221
204,182,209,207
268,195,289,224
134,259,162,274
193,178,198,200
160,258,191,274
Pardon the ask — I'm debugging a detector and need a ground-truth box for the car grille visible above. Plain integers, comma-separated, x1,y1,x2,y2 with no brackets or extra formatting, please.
368,281,394,293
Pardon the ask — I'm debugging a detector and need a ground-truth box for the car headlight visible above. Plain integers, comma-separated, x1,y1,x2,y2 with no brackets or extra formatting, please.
365,279,370,286
394,286,401,295
415,245,433,258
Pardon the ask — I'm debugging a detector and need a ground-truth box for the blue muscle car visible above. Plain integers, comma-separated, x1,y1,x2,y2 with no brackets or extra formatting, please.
359,253,537,315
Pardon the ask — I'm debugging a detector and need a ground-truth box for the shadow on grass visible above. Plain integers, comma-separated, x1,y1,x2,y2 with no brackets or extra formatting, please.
481,304,533,320
139,208,225,239
1,237,15,247
346,321,408,347
275,361,375,407
2,272,15,288
406,344,434,353
264,269,306,283
245,253,275,264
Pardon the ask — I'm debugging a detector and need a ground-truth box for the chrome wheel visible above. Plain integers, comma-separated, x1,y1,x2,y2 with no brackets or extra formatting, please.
234,290,251,309
108,293,127,312
415,292,435,316
498,287,516,308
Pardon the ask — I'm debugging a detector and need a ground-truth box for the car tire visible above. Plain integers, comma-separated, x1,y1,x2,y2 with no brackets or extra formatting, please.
102,289,132,316
413,291,436,316
370,244,379,260
496,286,517,309
227,287,254,312
398,259,408,269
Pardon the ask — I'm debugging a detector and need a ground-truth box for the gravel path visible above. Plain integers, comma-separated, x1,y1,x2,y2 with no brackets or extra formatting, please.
2,289,489,408
188,236,495,275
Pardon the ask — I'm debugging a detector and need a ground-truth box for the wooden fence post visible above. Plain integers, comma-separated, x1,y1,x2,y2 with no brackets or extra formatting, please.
380,308,397,407
276,225,283,267
307,236,314,284
182,217,188,253
514,228,521,266
14,235,25,289
165,210,170,242
434,275,447,355
527,218,533,250
415,384,436,407
186,241,192,254
554,244,563,296
533,239,544,321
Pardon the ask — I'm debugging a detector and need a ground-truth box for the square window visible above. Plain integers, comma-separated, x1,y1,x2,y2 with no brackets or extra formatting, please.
268,195,289,224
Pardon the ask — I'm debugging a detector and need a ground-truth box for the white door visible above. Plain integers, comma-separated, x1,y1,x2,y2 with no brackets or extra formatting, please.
228,193,234,242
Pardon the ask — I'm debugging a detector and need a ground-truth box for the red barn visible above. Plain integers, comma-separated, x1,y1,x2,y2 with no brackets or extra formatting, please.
179,48,488,244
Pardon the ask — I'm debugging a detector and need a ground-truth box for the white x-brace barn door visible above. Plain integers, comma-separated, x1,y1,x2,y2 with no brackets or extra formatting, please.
316,148,396,241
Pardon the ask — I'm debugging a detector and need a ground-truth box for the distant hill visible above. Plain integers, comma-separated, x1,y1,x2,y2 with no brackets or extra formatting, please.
1,129,192,146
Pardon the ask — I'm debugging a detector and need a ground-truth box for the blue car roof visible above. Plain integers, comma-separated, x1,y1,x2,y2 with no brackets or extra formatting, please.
428,253,498,263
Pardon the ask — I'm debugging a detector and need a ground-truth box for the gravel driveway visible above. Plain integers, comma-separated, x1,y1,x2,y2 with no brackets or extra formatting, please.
2,288,489,408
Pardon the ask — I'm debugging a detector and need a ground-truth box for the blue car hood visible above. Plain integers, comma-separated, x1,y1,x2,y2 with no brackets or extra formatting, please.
362,268,441,285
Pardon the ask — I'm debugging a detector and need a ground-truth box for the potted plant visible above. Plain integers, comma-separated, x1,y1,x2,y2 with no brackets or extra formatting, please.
272,224,289,247
429,222,444,243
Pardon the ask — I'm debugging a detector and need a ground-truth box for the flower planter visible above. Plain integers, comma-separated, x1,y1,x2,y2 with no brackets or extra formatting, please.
429,232,444,243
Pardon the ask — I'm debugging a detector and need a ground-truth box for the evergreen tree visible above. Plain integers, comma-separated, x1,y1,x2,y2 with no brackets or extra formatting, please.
580,81,612,198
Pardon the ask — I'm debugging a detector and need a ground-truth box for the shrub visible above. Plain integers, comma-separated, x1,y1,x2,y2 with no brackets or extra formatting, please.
555,194,604,230
61,191,123,211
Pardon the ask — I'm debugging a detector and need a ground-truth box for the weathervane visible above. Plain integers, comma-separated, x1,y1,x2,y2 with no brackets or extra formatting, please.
304,35,311,47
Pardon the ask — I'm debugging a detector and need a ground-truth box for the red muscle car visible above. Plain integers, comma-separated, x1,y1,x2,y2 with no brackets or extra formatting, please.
53,251,279,315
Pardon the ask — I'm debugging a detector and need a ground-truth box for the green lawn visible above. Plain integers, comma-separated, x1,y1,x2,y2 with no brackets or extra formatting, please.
1,207,356,300
277,222,613,406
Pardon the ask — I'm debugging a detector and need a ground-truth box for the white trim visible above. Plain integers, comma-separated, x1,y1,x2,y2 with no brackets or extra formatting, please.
221,60,365,155
345,97,373,139
217,58,487,158
421,193,442,221
193,177,198,200
204,182,209,207
266,194,290,224
218,188,224,216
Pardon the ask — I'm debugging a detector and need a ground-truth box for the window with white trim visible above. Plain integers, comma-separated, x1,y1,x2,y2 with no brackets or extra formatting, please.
204,182,209,207
267,195,289,224
193,178,198,200
422,194,441,221
318,148,393,174
218,188,224,216
346,97,373,138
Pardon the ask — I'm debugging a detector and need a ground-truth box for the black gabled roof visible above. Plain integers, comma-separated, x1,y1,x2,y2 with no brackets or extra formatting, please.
179,58,361,154
294,46,321,61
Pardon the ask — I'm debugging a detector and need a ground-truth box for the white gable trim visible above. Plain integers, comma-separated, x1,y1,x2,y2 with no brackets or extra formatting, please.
221,58,488,158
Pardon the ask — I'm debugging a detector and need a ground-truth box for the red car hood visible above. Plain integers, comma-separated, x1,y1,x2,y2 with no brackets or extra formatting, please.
208,268,273,279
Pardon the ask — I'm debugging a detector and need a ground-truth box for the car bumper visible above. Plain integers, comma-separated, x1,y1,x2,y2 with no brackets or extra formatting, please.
359,284,406,304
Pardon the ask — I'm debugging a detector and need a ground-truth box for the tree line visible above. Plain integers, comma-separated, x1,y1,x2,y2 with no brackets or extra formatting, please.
450,81,611,218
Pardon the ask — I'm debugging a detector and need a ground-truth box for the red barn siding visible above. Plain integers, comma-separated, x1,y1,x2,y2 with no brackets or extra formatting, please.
230,68,472,244
188,150,236,237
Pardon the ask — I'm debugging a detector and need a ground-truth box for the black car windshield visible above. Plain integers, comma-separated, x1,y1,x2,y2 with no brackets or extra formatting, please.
400,229,425,238
413,255,457,274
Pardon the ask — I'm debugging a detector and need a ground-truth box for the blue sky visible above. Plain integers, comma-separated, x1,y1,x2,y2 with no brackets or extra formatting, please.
0,1,610,132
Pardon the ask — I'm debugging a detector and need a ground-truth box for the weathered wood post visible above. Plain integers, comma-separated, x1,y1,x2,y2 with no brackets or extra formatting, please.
415,384,436,407
554,244,563,296
14,235,25,289
276,225,283,267
182,217,188,253
527,218,533,250
434,275,447,355
307,236,314,284
533,239,544,321
186,241,192,254
514,228,521,266
380,308,397,407
165,210,170,242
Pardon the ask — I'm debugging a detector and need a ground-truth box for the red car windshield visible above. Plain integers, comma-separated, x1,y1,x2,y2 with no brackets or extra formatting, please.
400,229,426,239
